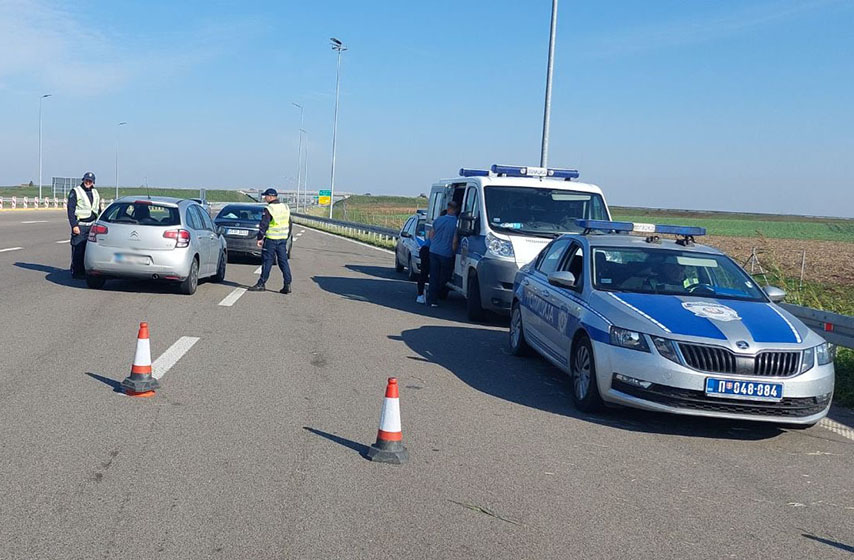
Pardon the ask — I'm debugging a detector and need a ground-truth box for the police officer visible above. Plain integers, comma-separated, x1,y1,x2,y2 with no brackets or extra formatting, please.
248,188,292,293
67,171,100,278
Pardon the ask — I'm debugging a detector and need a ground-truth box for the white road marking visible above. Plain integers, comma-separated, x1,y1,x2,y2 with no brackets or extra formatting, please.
297,224,394,254
152,336,200,380
21,220,49,224
56,239,70,244
0,247,23,253
819,418,854,441
218,287,247,307
254,265,262,274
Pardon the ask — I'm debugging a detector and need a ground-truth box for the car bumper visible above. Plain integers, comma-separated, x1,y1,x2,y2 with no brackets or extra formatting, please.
84,243,193,280
477,257,519,314
591,339,834,424
224,236,261,256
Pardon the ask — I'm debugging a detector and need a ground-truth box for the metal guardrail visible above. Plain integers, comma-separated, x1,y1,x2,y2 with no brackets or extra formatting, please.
292,212,399,242
781,303,854,349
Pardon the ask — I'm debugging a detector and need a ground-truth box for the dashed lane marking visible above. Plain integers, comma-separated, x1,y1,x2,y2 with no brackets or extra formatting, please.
56,239,70,244
218,287,247,307
254,265,261,274
0,247,23,253
21,220,49,224
152,336,200,380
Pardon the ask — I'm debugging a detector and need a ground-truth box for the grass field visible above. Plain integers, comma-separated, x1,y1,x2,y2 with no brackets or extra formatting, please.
0,186,254,203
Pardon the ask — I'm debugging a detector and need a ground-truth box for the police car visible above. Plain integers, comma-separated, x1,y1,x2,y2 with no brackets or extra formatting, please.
509,220,834,426
394,210,427,280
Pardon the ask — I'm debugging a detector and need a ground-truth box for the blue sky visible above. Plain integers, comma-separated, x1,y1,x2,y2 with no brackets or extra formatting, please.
1,0,852,216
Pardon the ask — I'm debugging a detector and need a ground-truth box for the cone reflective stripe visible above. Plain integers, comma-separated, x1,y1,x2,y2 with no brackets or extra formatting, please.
367,378,408,464
121,322,160,397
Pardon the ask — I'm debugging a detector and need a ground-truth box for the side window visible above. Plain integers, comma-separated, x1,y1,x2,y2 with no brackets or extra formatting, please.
463,188,480,219
428,192,444,221
200,208,215,230
536,239,571,276
185,206,202,230
561,244,585,287
401,217,414,234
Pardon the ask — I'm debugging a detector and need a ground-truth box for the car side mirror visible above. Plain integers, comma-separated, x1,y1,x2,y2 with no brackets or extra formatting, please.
458,212,476,236
400,231,412,238
764,285,786,302
548,271,576,289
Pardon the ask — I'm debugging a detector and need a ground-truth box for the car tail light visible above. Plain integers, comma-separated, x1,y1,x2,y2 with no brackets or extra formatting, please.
163,229,191,248
88,224,108,242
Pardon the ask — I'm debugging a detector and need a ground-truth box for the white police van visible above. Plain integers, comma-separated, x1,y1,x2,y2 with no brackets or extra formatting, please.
426,164,611,320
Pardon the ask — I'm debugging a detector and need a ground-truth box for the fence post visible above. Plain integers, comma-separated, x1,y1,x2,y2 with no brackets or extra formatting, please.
799,250,806,290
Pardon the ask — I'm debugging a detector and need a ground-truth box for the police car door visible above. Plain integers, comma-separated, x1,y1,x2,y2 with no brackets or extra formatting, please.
523,238,572,364
455,184,481,290
540,242,586,365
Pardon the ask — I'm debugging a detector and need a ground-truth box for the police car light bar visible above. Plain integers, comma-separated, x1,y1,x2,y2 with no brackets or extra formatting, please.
575,219,706,237
489,164,580,180
459,168,490,177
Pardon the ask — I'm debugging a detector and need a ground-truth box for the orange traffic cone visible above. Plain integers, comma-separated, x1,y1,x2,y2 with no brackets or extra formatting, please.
121,322,160,397
367,377,409,464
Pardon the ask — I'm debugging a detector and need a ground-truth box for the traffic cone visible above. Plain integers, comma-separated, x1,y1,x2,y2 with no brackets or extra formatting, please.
121,322,160,398
367,377,409,464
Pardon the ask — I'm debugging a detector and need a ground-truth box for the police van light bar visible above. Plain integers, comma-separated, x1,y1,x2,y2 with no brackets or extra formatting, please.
459,168,489,177
575,219,706,237
490,164,580,180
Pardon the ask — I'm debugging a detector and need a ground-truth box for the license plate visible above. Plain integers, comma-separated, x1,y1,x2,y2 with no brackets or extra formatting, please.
705,378,783,402
226,228,249,236
115,254,150,265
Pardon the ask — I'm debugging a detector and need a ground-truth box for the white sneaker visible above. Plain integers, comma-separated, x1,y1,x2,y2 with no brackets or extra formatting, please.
416,295,426,304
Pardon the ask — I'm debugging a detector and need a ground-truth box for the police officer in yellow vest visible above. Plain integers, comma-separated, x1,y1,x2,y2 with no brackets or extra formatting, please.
248,188,292,293
67,171,101,278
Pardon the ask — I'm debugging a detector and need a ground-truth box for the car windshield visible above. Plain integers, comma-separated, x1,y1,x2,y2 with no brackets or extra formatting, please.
102,202,180,226
484,186,608,236
592,247,766,301
217,206,264,222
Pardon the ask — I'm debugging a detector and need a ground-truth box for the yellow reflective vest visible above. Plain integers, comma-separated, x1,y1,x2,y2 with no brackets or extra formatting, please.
71,185,100,223
265,203,290,240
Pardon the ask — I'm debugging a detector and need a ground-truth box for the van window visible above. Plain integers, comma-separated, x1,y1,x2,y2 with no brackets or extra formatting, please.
484,186,607,236
428,191,444,221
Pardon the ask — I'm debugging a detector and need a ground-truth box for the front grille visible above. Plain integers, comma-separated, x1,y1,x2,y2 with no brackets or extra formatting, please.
679,343,736,373
755,352,800,376
678,343,802,378
612,378,829,418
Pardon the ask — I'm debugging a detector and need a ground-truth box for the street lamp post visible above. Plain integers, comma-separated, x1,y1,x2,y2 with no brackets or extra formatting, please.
540,0,558,168
38,94,52,200
115,121,127,200
291,102,304,211
329,37,347,219
299,128,308,212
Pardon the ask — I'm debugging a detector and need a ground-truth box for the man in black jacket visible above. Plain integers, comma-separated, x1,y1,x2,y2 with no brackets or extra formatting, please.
67,172,100,278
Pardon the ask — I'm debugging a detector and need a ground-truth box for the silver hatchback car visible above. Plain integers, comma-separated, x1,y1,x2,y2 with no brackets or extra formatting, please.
84,197,227,295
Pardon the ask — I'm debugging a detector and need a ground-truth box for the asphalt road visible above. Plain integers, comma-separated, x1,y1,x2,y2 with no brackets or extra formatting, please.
1,209,852,559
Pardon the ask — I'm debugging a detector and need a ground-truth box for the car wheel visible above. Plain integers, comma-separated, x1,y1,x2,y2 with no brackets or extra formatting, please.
509,301,530,356
213,251,226,283
395,250,404,273
180,258,199,295
407,254,417,281
570,334,603,412
85,275,106,289
466,271,486,322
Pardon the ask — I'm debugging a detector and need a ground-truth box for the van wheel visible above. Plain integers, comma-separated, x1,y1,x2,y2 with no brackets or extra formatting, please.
180,258,199,295
570,334,603,412
85,275,106,289
466,271,485,322
395,252,404,273
213,251,226,283
509,301,530,356
407,254,417,281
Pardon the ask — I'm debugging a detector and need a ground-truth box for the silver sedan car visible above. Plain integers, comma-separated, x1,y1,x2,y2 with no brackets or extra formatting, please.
84,197,227,295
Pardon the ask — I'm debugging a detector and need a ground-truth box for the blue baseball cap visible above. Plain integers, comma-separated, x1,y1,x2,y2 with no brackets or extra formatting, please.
261,188,278,197
82,172,96,183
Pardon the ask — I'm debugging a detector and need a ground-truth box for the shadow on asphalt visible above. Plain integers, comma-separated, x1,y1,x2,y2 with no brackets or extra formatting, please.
303,427,370,459
344,264,403,281
14,261,243,293
801,534,854,554
84,372,125,394
393,324,785,440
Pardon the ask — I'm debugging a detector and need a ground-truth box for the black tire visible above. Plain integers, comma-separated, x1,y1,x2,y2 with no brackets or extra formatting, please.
395,251,404,273
85,275,106,289
407,254,417,281
466,271,486,322
213,251,226,283
509,301,531,356
570,334,603,412
179,258,199,295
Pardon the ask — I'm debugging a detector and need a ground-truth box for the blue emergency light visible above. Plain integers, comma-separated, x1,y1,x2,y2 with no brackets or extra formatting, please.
575,219,706,237
491,164,580,180
459,168,490,177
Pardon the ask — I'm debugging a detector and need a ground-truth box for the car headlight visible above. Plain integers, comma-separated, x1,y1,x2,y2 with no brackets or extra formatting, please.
816,343,833,366
486,232,514,258
801,346,815,373
652,336,679,363
610,327,650,352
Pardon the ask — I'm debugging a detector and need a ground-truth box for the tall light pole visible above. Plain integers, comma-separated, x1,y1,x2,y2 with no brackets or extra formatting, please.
300,129,308,211
329,37,347,219
540,0,558,168
291,102,304,211
38,94,52,200
115,121,127,200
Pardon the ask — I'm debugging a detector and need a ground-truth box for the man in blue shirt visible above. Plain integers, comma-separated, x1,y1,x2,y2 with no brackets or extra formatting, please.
427,200,459,307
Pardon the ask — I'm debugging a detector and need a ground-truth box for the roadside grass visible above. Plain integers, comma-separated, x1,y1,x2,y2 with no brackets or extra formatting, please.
0,186,255,203
835,349,854,408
